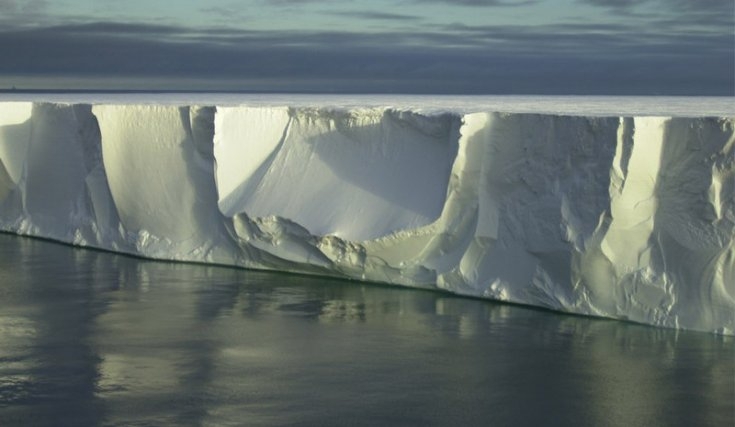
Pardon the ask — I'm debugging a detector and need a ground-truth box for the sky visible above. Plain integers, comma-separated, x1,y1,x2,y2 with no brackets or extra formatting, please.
0,0,732,94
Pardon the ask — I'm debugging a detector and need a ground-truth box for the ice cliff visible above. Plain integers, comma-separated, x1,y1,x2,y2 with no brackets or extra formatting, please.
0,101,733,334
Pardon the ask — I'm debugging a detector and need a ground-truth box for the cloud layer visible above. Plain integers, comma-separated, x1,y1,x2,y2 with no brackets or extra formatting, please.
0,0,732,94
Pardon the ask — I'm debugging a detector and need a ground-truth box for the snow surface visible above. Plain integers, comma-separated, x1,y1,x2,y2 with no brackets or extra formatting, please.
0,96,733,334
0,94,733,116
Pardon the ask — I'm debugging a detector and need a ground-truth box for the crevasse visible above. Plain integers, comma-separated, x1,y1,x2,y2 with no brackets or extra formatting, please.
0,102,733,334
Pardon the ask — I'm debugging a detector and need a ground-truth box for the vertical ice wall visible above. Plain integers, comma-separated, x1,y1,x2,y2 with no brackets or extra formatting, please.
92,105,237,262
0,102,32,219
433,114,734,333
0,103,237,262
577,117,735,330
431,113,621,307
0,103,110,244
0,101,732,333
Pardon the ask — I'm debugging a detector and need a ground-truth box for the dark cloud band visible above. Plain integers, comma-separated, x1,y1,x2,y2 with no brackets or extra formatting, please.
0,19,731,95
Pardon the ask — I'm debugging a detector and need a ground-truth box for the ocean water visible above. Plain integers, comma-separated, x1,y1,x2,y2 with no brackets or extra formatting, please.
0,234,732,427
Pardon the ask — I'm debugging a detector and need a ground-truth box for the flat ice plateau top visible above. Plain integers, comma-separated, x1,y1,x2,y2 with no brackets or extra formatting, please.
0,96,733,334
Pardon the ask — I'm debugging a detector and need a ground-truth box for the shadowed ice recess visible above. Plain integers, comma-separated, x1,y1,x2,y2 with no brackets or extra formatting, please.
0,100,733,334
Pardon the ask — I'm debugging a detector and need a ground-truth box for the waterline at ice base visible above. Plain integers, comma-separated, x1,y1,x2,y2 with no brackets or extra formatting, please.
0,96,733,334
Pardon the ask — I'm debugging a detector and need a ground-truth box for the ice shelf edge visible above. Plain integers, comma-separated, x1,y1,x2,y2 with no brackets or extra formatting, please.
1,102,733,334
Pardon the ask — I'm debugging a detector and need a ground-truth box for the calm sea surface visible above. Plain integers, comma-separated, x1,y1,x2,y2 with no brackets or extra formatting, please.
0,234,732,427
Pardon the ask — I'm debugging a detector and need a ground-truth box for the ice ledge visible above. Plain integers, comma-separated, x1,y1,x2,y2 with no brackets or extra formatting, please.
0,100,733,334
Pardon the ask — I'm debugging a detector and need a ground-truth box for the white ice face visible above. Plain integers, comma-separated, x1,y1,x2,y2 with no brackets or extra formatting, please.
0,97,732,334
0,102,32,193
215,107,459,240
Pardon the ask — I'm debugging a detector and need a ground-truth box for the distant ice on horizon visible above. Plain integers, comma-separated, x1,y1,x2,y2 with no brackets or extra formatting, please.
0,93,733,117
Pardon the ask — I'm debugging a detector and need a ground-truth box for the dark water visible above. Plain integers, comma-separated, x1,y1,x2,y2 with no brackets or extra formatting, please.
0,234,732,427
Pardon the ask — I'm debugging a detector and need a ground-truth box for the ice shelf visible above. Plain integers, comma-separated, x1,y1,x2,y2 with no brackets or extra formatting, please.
0,98,733,334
